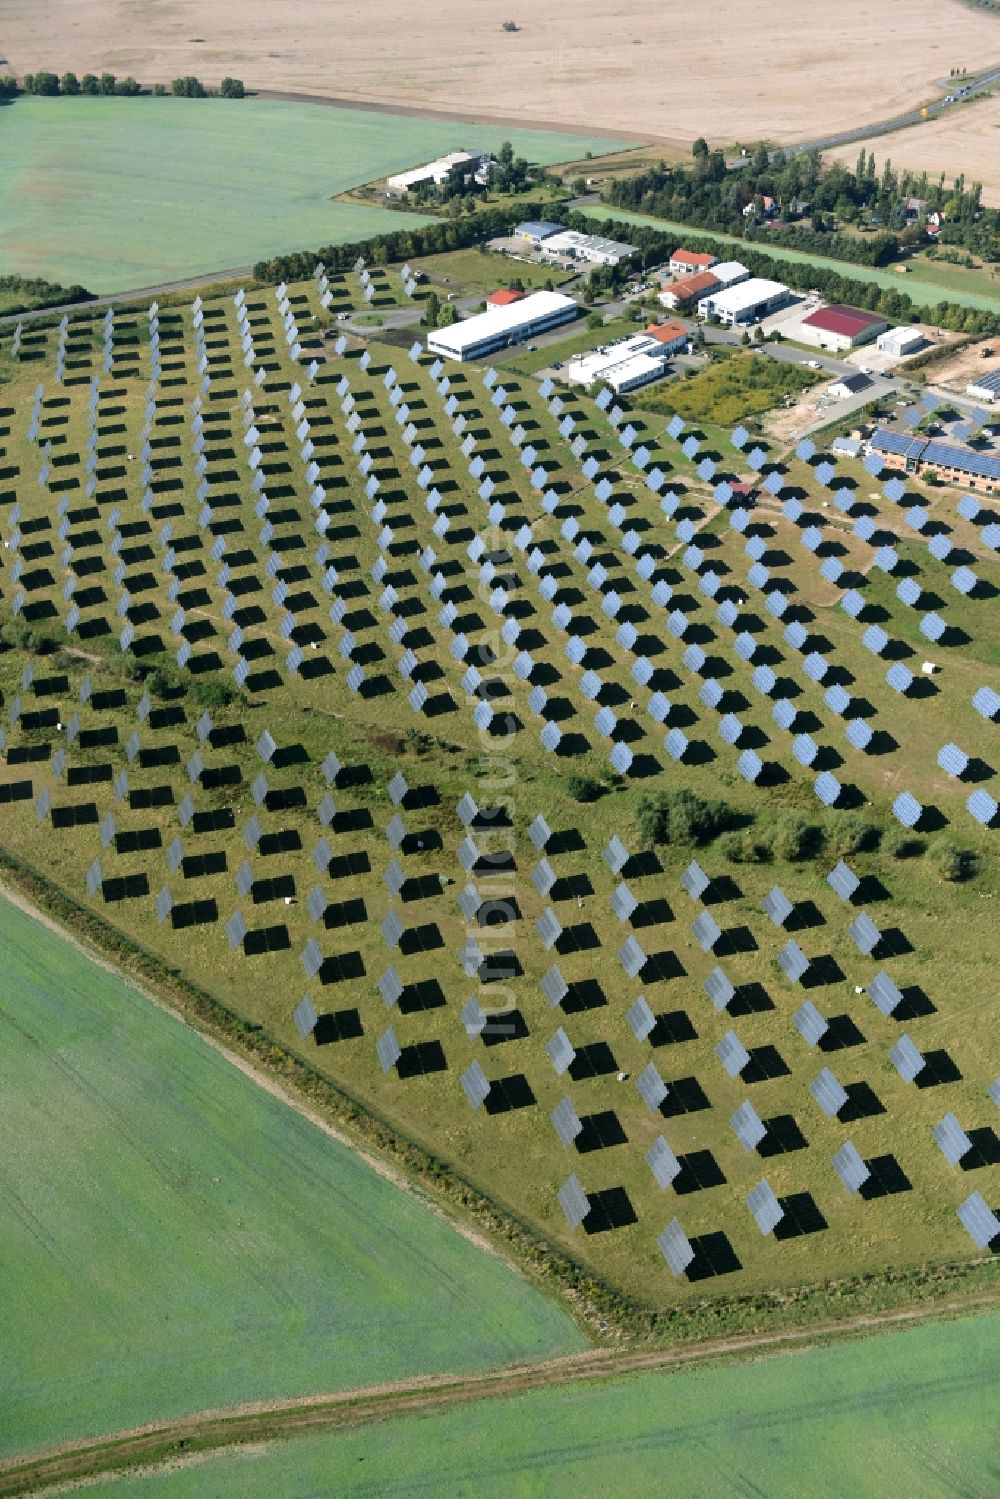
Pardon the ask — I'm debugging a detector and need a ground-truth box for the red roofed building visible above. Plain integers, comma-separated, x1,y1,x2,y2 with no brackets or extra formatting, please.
645,319,690,354
668,248,718,275
659,269,720,310
487,288,527,308
799,304,887,352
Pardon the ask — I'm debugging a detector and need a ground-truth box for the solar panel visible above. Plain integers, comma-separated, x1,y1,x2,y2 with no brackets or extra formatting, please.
812,1067,848,1118
704,965,735,1011
732,1100,766,1152
658,1217,695,1278
226,910,247,950
957,1192,1000,1250
892,791,922,828
716,1030,750,1079
603,835,629,874
850,912,881,955
973,686,1000,721
461,1061,492,1111
968,789,998,826
919,612,945,643
794,1000,828,1047
692,911,722,953
832,1142,870,1194
636,1061,668,1110
737,749,763,783
546,1027,576,1075
460,996,486,1038
619,935,647,978
647,1137,681,1190
293,995,318,1040
747,1179,784,1235
536,908,563,950
869,970,903,1017
528,813,552,851
558,1174,591,1230
827,860,860,901
934,1112,972,1167
886,662,914,695
551,1096,583,1147
376,1026,402,1073
627,994,656,1041
937,742,969,778
890,1034,925,1083
681,860,709,900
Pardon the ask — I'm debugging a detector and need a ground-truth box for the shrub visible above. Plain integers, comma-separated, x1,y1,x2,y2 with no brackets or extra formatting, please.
565,774,604,803
827,815,880,856
883,827,924,859
220,77,245,98
636,789,741,847
771,814,825,861
927,841,978,882
718,828,773,863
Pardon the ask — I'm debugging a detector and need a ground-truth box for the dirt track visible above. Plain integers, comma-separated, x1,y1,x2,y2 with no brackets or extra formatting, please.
3,1290,997,1496
1,0,998,147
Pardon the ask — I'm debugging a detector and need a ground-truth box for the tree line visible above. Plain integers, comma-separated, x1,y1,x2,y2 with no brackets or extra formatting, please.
606,141,995,269
0,73,245,98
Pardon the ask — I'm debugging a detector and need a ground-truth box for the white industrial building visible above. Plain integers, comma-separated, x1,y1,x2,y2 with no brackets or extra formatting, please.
876,326,926,359
966,368,1000,404
566,333,671,394
710,261,751,288
426,290,578,361
386,149,491,194
540,229,639,266
700,277,790,326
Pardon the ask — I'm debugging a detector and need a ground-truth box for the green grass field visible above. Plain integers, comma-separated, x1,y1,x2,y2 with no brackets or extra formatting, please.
0,97,627,294
413,248,577,293
576,205,1000,313
643,350,820,424
83,1314,1000,1497
0,897,584,1458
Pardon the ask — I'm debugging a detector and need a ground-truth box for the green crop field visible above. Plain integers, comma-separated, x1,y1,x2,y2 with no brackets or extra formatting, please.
0,97,627,294
0,273,997,1339
575,205,1000,314
83,1314,1000,1497
0,896,584,1458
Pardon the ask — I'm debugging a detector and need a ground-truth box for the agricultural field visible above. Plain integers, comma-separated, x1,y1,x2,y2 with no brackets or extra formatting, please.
81,1313,1000,1497
0,896,584,1457
0,264,997,1327
4,0,999,146
576,206,1000,315
0,97,627,294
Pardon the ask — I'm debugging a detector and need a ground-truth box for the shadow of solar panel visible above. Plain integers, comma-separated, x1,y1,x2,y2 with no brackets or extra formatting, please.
114,826,162,854
242,923,291,956
838,1080,886,1121
192,807,235,833
396,1040,447,1078
101,873,149,902
581,1185,637,1235
170,898,218,930
316,949,365,984
684,1230,741,1280
52,801,99,828
672,1149,725,1195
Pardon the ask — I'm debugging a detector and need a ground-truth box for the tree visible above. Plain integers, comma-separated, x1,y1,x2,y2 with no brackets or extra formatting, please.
740,329,752,345
0,75,18,98
692,136,709,159
151,82,167,96
27,71,60,95
501,19,519,30
586,310,603,330
60,72,80,95
171,75,206,97
80,73,100,95
422,290,441,327
98,72,117,95
220,76,245,98
115,76,141,95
